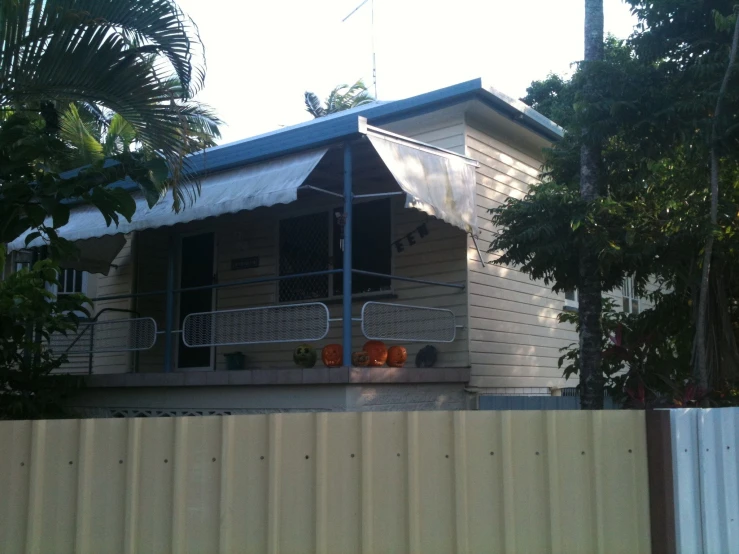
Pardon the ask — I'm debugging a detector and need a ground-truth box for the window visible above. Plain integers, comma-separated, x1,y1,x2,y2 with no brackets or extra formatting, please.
564,289,578,310
333,200,391,295
12,250,33,273
57,268,87,296
279,212,330,302
622,276,639,314
278,199,392,302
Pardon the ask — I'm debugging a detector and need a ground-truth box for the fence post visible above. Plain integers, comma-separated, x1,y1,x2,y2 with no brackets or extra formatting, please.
646,410,677,554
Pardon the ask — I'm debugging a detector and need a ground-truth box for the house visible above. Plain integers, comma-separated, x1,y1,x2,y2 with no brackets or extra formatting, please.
7,78,634,416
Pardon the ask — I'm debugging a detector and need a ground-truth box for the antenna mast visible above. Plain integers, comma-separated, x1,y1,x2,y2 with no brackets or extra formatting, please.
342,0,378,98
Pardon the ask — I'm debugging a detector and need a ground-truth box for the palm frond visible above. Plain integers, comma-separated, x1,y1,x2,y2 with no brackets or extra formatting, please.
0,0,218,210
306,79,374,118
304,91,326,118
59,103,104,165
105,113,136,156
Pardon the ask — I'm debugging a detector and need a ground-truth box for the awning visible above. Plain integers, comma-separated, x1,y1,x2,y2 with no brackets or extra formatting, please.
8,123,480,275
60,235,127,276
367,130,479,236
9,147,328,255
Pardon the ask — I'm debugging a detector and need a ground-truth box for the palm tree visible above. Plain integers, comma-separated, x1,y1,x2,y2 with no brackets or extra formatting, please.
304,79,374,118
0,0,218,212
578,0,605,409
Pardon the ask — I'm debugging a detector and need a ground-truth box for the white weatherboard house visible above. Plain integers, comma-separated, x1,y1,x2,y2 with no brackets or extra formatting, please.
8,79,636,416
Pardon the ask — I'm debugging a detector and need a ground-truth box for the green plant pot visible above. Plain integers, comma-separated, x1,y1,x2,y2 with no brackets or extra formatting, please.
224,352,246,370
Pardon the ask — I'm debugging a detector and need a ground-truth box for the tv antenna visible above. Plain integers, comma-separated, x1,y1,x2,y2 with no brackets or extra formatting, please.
342,0,377,98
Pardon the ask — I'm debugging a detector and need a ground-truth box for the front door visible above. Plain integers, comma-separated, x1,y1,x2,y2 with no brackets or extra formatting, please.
177,232,215,370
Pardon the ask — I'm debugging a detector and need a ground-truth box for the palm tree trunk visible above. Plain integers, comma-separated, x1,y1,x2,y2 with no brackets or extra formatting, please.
694,12,739,391
579,0,605,409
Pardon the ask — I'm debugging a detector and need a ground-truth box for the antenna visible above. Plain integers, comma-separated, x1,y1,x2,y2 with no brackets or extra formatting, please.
342,0,377,98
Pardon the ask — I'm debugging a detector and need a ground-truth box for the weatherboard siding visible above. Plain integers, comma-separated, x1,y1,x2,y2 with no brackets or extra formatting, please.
465,122,578,389
382,115,467,155
56,236,135,375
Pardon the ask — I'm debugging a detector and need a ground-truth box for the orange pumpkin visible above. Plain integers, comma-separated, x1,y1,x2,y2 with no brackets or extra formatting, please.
387,346,407,368
321,344,343,367
352,350,370,367
363,340,387,366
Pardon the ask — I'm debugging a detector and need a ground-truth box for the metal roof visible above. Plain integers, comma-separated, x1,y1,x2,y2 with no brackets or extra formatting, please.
185,78,563,177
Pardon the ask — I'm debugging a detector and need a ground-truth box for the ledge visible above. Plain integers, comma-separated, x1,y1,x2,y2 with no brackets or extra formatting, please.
84,367,471,388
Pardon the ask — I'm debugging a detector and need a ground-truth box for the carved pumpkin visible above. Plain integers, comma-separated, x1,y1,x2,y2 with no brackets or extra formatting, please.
363,340,387,366
293,343,317,368
352,350,370,367
387,346,407,368
321,344,343,367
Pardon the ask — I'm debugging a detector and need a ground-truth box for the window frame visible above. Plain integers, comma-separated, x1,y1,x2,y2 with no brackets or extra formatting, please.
275,199,395,303
55,268,88,297
564,289,578,311
622,275,640,314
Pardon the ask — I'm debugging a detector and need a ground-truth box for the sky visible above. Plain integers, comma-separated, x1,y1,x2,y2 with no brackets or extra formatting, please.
177,0,637,145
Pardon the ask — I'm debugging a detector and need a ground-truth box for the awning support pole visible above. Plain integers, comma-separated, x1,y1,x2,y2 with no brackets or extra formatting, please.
353,191,404,199
302,185,344,199
471,234,486,267
163,236,176,372
342,143,353,367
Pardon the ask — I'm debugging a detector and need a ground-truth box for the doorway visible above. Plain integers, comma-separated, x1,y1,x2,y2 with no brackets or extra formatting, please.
177,232,215,370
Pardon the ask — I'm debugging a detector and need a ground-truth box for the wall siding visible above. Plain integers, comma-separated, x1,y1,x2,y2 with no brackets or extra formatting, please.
55,236,135,374
465,122,578,389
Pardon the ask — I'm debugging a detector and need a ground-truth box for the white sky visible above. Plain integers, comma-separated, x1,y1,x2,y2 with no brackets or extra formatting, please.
177,0,637,144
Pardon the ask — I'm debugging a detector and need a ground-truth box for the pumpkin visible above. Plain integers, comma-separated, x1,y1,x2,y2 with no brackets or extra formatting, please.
293,343,317,368
387,345,407,368
351,350,370,367
363,340,388,366
321,344,343,367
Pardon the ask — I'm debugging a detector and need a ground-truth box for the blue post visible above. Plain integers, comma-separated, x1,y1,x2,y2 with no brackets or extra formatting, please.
342,143,353,367
163,235,176,372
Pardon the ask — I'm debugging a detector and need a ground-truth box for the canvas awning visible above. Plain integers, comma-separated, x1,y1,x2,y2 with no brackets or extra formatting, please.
8,148,329,269
8,126,480,274
367,129,479,236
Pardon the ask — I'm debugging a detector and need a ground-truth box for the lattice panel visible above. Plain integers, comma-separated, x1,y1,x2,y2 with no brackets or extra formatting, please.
49,317,157,354
182,303,330,347
361,302,456,343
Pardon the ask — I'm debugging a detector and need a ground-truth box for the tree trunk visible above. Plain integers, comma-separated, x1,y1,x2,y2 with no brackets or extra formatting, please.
579,0,605,409
693,11,739,391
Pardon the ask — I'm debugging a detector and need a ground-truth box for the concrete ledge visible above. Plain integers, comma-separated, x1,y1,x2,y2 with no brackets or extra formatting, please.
84,367,471,388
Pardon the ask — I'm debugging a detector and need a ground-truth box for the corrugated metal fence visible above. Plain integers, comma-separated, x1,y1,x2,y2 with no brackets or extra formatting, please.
0,412,651,554
668,408,739,554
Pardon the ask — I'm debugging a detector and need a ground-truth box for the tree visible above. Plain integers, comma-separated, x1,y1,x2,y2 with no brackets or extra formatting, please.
0,0,219,418
577,0,606,408
492,3,739,406
304,79,374,118
0,0,219,252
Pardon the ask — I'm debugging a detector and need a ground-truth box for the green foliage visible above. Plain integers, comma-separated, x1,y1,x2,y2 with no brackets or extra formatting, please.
0,260,86,419
0,0,222,237
493,1,739,397
0,0,221,418
304,79,374,118
558,297,697,408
